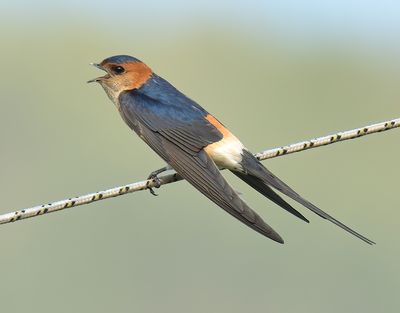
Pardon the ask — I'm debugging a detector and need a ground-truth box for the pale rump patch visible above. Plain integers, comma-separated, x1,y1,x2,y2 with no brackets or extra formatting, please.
204,115,244,170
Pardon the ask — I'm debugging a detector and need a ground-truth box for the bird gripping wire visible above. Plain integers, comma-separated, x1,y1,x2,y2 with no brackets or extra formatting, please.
0,117,398,225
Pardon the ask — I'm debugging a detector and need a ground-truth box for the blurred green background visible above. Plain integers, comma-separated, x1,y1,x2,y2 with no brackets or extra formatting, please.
0,1,399,312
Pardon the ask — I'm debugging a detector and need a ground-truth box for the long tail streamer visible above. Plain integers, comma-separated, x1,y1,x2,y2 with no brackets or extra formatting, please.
1,118,399,225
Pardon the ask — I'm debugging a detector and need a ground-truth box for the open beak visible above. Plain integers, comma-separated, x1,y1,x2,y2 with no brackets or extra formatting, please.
87,62,108,83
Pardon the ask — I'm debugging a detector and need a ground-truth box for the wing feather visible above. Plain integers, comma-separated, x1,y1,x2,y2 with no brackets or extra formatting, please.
119,97,284,242
161,138,284,242
120,91,222,154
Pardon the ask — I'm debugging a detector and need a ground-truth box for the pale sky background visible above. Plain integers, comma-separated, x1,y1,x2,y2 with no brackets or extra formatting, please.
2,0,400,46
0,2,399,313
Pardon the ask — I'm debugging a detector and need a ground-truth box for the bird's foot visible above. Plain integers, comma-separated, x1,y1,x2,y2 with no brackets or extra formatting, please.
146,174,162,196
146,166,170,196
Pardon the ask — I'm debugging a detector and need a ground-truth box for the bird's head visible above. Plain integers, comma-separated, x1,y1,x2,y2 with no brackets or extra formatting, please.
88,55,153,104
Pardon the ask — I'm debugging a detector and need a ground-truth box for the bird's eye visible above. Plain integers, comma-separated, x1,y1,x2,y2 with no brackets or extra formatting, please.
111,66,125,75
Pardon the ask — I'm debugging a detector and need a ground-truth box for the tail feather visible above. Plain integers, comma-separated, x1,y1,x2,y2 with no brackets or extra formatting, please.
239,150,375,245
232,171,309,223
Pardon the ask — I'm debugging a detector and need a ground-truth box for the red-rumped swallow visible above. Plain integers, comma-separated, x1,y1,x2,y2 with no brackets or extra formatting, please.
89,55,374,244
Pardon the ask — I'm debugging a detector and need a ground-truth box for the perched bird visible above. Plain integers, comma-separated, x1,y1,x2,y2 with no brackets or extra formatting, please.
88,55,374,244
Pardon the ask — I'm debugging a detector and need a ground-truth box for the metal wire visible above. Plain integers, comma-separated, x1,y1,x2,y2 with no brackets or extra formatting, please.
1,117,398,225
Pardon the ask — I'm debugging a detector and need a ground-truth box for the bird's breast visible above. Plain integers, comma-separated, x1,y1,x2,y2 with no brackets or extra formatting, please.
203,115,244,170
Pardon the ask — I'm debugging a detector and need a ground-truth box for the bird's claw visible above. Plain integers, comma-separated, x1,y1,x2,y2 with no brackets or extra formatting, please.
146,175,162,196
